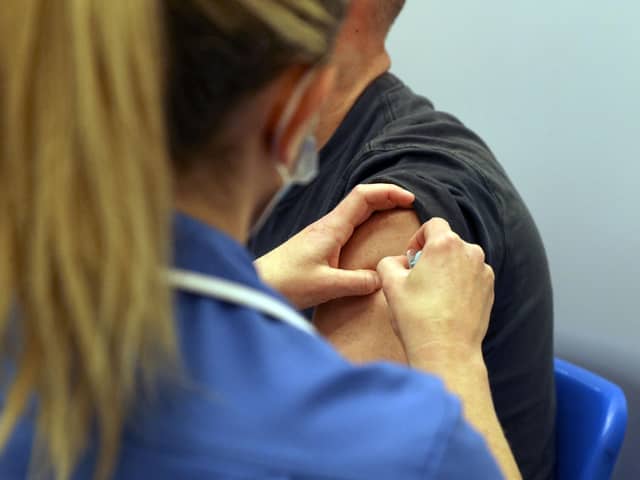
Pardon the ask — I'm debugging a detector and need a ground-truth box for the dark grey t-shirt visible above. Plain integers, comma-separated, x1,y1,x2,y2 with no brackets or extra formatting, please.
249,72,555,480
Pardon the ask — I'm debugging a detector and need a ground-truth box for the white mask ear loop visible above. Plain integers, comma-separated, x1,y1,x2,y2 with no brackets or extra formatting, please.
275,163,292,184
249,69,320,237
272,68,318,170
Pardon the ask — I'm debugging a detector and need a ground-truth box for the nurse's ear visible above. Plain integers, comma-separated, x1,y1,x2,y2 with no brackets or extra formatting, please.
266,64,336,169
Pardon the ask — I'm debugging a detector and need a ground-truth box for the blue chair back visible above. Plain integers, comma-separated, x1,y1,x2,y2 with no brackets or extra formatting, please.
555,358,628,479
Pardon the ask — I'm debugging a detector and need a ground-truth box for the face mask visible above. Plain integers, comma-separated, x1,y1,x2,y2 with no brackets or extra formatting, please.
250,134,319,237
250,70,320,236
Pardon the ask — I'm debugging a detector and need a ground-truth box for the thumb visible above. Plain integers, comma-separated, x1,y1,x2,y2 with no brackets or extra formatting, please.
376,255,409,298
323,267,382,301
376,256,410,340
376,255,409,289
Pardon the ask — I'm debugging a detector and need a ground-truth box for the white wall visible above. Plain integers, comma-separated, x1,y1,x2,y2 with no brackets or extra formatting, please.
387,2,639,478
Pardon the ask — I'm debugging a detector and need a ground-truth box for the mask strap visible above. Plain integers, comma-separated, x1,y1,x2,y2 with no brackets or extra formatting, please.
275,163,291,184
272,68,317,160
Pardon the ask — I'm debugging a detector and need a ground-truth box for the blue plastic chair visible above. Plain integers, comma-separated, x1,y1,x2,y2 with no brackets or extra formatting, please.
554,358,628,480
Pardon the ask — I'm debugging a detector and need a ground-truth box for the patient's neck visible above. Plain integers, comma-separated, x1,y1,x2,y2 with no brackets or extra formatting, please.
316,51,390,149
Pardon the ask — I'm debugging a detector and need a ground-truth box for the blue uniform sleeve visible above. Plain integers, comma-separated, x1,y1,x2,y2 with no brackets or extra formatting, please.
429,410,504,479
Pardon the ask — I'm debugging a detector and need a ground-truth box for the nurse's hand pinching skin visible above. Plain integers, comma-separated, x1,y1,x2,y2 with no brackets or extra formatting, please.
255,184,415,310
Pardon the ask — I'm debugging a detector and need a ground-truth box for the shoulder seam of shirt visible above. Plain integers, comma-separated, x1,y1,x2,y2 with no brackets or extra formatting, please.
382,81,404,124
352,83,405,160
352,143,508,275
368,81,506,239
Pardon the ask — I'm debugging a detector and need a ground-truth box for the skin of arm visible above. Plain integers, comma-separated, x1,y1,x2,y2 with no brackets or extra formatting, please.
412,349,522,480
314,210,521,479
313,208,420,364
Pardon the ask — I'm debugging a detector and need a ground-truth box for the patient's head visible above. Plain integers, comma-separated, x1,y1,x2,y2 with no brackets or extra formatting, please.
314,0,406,146
335,0,405,49
372,0,406,37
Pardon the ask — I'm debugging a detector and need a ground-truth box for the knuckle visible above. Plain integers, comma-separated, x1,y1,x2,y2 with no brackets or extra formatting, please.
425,238,442,251
484,264,496,283
435,231,462,250
427,217,451,229
352,184,367,197
365,273,379,293
446,231,462,244
467,243,486,263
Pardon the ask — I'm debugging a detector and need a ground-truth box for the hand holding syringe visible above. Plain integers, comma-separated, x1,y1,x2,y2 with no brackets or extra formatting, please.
379,220,518,480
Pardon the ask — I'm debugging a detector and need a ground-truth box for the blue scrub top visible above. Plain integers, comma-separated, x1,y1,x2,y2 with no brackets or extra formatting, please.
0,213,502,479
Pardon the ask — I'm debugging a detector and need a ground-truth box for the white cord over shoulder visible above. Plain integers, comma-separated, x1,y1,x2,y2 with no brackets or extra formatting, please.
168,269,317,336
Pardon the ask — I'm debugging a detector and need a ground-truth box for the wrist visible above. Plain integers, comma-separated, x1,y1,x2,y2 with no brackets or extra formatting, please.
255,255,281,291
407,342,488,387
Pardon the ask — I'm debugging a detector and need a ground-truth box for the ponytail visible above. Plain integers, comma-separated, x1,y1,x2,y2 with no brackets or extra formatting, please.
0,1,176,478
0,0,348,478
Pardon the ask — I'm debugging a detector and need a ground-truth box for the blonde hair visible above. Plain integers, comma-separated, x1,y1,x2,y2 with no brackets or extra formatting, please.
0,0,346,479
0,0,173,478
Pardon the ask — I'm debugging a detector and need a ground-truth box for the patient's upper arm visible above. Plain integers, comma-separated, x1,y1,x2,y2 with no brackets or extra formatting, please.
313,208,421,364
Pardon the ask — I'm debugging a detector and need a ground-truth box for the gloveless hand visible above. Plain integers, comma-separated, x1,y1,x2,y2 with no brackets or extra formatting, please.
255,184,415,310
378,219,521,480
376,217,495,363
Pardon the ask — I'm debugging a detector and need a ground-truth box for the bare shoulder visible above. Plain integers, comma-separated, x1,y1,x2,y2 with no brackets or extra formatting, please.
339,208,421,270
314,208,421,365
